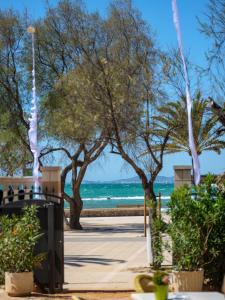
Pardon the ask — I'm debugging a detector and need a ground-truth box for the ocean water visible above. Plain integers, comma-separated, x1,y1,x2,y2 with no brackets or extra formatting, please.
64,183,174,209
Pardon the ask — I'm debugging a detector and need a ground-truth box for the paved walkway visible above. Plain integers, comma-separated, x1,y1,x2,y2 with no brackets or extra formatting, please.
0,216,171,298
64,216,171,291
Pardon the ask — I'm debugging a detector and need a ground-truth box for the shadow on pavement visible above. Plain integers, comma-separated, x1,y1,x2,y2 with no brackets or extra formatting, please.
65,255,126,267
81,223,144,234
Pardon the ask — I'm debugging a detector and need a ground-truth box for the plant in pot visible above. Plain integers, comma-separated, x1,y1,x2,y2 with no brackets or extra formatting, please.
167,175,225,291
0,205,45,297
152,271,169,300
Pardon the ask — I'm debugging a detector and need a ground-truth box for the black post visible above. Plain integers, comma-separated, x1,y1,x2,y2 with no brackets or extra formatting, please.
48,203,55,293
60,198,64,285
0,189,3,206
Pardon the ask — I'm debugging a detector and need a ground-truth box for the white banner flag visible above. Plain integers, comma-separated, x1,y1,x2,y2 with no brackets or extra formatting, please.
28,27,40,193
172,0,201,185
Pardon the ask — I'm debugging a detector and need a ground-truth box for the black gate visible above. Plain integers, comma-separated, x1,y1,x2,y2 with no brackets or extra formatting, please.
0,193,64,293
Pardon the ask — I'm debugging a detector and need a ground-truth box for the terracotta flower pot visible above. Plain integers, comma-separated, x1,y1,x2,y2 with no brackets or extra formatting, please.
154,284,168,300
5,271,33,296
172,270,204,292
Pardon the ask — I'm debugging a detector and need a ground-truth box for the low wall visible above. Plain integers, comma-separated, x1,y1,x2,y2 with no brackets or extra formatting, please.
64,207,148,218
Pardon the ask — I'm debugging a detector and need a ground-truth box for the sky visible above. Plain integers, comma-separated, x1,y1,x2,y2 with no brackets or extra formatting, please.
1,0,225,181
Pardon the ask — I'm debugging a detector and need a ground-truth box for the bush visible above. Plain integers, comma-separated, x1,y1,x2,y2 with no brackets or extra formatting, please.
152,218,167,269
168,186,203,271
168,175,225,288
0,205,45,281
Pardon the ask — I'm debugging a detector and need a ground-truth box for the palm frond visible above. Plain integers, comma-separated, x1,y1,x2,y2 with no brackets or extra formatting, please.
155,92,224,157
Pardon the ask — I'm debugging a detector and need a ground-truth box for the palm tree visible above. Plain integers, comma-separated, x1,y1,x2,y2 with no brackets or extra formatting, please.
156,91,225,157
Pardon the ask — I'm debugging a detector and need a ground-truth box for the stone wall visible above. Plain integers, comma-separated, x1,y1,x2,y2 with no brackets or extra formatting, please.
174,165,192,188
64,207,148,218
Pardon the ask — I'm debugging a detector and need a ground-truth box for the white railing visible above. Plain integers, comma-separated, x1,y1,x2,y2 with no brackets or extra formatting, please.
0,167,62,205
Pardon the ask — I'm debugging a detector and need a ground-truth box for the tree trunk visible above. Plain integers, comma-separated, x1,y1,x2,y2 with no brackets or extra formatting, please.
69,189,83,230
145,182,160,268
145,182,157,218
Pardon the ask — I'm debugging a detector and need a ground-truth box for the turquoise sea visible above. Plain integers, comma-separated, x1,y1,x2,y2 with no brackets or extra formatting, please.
64,183,174,210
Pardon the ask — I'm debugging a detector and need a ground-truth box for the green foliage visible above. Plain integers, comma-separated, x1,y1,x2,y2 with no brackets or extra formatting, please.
41,68,103,144
198,0,225,98
152,271,169,286
37,0,166,231
168,186,203,271
168,175,225,287
0,9,31,175
0,104,30,176
152,218,167,269
0,206,45,279
156,92,225,156
39,0,151,146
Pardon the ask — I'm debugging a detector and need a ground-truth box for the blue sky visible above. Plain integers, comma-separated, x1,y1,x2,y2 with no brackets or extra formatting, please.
1,0,224,180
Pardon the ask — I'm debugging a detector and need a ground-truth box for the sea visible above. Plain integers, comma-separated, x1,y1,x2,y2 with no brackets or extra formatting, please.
64,183,174,210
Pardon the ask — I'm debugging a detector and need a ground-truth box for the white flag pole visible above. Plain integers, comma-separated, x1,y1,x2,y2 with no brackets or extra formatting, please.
28,26,40,194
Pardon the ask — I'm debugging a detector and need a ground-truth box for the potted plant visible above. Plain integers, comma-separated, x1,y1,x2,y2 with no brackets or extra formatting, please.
167,175,225,291
0,205,45,297
152,271,169,300
168,185,204,291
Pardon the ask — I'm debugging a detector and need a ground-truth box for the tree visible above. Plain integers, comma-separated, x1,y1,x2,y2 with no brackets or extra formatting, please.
0,9,32,174
106,1,171,206
0,111,29,175
104,1,171,268
32,1,110,229
65,0,172,266
156,91,225,157
40,67,109,229
198,0,225,100
0,5,108,229
36,0,172,262
76,0,171,204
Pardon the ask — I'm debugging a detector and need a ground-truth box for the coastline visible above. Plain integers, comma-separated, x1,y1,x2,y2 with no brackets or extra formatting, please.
65,182,173,210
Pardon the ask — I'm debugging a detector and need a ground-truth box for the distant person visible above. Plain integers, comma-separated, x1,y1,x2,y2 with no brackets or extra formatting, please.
18,186,25,200
8,186,14,203
0,189,3,205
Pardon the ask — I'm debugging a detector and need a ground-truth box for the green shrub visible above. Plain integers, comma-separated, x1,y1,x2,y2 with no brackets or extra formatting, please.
0,205,45,281
168,185,203,271
152,218,167,269
168,175,225,288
